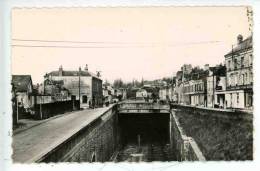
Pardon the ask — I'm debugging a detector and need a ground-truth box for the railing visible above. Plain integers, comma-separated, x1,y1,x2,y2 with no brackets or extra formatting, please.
226,83,253,90
117,101,170,113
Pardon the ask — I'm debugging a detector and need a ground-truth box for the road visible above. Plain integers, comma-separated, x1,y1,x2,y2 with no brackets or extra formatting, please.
13,106,112,163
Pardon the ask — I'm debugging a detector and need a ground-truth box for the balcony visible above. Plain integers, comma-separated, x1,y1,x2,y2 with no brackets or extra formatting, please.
226,83,253,90
215,86,223,91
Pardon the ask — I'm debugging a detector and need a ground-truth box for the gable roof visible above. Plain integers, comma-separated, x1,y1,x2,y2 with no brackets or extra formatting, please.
12,75,32,92
225,36,253,57
47,70,101,80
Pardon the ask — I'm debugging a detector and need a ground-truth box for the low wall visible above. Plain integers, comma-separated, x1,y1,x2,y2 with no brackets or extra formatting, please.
170,109,206,161
33,100,80,120
38,105,119,162
171,104,253,121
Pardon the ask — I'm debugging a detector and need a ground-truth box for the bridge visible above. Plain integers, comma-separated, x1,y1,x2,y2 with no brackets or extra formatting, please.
117,101,170,114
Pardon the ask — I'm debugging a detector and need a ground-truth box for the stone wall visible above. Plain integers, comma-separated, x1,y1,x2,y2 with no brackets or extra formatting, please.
170,109,206,161
173,105,253,160
38,105,119,162
33,100,80,120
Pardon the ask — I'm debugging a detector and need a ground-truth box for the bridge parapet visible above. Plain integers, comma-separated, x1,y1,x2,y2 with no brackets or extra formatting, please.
117,101,170,114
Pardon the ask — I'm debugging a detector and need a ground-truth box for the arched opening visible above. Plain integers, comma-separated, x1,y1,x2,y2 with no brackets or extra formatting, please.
82,95,88,103
91,152,96,162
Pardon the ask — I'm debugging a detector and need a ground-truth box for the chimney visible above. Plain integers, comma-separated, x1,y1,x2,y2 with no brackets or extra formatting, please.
84,64,88,71
237,34,243,44
59,65,63,76
204,64,209,70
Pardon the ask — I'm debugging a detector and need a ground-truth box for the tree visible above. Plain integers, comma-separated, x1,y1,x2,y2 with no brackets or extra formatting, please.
113,78,124,88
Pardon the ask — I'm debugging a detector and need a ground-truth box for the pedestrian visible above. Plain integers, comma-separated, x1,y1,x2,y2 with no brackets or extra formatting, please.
89,100,92,109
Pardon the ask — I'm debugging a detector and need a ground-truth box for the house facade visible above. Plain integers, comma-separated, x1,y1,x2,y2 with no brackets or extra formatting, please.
136,89,148,99
103,84,114,103
44,65,103,108
183,79,206,106
12,75,35,118
224,35,253,109
206,65,226,108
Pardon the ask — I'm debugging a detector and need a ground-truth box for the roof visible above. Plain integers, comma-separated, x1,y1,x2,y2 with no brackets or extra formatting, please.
137,88,147,92
209,65,226,76
225,36,253,57
143,87,155,93
47,70,101,80
12,75,32,92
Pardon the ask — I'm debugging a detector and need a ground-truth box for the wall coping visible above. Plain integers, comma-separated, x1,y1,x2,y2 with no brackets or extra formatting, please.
171,109,206,161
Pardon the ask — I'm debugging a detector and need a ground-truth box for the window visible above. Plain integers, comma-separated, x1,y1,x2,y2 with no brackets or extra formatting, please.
242,74,245,85
228,60,231,71
241,57,244,68
245,73,248,84
230,93,233,107
250,54,253,66
234,59,237,70
250,72,253,84
234,73,238,86
230,74,233,86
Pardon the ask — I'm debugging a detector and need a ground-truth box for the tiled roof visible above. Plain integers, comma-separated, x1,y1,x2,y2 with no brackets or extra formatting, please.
12,75,32,92
225,36,253,56
47,70,101,79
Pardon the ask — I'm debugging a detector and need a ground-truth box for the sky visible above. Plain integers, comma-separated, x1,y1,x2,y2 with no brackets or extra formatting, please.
11,7,251,84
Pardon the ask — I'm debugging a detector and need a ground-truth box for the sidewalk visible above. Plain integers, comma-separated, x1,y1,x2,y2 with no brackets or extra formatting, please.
13,106,113,163
13,110,77,135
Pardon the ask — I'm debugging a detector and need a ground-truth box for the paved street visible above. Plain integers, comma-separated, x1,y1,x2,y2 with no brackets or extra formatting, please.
13,106,112,163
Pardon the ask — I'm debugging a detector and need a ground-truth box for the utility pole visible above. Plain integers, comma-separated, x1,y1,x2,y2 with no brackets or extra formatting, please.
212,68,215,108
40,96,42,119
79,67,81,109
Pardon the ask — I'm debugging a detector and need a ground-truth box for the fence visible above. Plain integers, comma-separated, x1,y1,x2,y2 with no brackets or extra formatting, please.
33,100,80,120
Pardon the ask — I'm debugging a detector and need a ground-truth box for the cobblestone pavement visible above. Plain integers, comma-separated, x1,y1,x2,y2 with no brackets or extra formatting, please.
13,106,112,163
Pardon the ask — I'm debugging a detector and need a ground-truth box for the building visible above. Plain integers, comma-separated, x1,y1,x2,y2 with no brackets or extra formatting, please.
44,65,103,108
44,79,71,101
183,79,206,106
159,86,168,101
114,88,127,101
206,64,226,108
181,64,192,82
103,84,114,103
224,35,253,109
136,88,148,99
12,75,34,118
159,85,176,102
